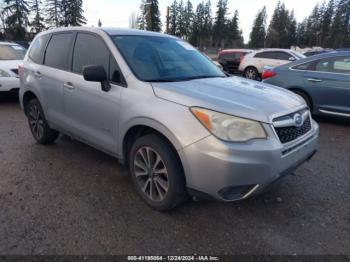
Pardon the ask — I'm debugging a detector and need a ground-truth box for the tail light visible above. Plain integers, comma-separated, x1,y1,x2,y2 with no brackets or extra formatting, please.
262,68,277,80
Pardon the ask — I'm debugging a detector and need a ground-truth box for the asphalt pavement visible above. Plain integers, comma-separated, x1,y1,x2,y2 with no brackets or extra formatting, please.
0,93,349,255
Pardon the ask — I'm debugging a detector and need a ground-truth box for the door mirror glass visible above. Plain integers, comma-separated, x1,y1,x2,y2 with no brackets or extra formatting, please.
83,65,111,92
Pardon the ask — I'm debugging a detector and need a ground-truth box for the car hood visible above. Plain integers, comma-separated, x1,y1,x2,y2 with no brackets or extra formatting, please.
152,76,305,123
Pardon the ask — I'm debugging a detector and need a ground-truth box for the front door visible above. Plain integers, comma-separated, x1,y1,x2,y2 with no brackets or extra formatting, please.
62,32,126,153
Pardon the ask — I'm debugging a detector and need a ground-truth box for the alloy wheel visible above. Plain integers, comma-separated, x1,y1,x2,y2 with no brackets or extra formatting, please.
133,146,169,202
245,68,257,80
28,103,44,140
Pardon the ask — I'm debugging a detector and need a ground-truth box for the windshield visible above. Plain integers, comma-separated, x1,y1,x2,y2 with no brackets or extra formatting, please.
112,35,225,82
0,44,26,60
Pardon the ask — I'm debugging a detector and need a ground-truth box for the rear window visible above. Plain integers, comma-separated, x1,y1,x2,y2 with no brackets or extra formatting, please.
0,44,26,60
44,33,74,70
28,34,50,64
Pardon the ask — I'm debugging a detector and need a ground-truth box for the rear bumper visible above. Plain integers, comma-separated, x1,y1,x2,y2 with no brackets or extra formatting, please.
180,121,319,201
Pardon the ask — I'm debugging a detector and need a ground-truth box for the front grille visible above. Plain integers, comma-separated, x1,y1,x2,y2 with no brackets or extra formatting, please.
11,69,18,75
275,115,312,144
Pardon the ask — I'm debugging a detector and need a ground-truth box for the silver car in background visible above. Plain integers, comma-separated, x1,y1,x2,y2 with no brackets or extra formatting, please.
19,27,319,210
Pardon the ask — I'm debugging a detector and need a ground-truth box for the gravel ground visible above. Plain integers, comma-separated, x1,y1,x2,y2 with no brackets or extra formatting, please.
0,93,349,255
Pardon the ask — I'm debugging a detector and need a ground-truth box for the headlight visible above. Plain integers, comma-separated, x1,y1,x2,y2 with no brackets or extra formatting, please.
191,107,267,142
0,69,11,77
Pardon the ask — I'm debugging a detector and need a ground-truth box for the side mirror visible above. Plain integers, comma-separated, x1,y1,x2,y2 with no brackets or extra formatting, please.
289,57,296,61
83,65,111,92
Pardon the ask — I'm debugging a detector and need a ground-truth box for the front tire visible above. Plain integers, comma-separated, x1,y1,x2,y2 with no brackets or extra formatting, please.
129,134,187,211
26,98,59,144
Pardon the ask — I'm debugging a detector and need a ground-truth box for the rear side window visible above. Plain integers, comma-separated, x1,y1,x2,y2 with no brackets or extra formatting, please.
29,34,50,64
44,33,74,70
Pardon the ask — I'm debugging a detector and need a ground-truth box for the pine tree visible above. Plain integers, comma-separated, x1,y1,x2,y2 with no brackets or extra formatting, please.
228,10,243,47
177,0,185,37
183,0,193,40
265,2,291,48
144,0,162,32
320,0,334,47
249,6,267,48
296,19,308,47
304,4,321,47
45,0,62,28
213,0,228,48
189,2,205,47
2,0,30,40
61,0,86,26
288,10,297,47
169,0,178,35
137,0,146,30
29,0,45,33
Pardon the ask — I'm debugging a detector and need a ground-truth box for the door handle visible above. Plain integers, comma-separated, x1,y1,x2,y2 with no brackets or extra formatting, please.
64,82,75,89
34,71,42,78
307,78,322,83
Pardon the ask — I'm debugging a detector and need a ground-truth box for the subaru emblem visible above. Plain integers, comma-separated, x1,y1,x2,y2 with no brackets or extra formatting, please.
293,113,303,127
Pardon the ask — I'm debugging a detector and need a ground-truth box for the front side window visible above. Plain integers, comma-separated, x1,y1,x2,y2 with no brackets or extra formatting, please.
44,33,73,70
255,52,275,59
72,33,124,85
73,33,109,74
275,52,293,61
0,44,26,60
29,34,50,64
292,56,350,74
112,35,225,82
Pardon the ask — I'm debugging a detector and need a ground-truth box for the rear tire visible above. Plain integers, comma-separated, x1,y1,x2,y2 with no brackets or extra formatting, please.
26,98,59,144
244,67,259,80
129,134,187,211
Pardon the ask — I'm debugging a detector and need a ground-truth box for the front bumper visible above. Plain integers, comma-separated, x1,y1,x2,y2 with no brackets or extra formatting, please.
180,121,319,201
0,77,20,92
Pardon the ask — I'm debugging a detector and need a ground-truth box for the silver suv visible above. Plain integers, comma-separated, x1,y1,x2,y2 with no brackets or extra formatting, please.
19,27,319,210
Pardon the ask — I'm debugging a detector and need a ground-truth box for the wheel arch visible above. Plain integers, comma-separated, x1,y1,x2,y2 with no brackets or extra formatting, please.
288,87,313,111
22,90,39,115
120,118,184,166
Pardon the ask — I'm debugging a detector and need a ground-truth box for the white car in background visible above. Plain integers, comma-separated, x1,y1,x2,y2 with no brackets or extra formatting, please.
239,48,305,80
0,42,27,92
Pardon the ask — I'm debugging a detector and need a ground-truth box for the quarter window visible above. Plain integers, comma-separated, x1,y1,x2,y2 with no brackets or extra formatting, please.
44,33,74,70
29,34,50,64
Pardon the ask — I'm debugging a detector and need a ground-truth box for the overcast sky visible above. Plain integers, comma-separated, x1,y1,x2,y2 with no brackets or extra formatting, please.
83,0,323,43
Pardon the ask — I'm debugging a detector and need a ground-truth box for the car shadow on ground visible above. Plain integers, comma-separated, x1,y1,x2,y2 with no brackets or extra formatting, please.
314,115,350,126
0,91,19,103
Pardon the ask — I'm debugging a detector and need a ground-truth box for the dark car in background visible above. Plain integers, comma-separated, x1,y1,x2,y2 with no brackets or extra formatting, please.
218,49,252,74
263,51,350,118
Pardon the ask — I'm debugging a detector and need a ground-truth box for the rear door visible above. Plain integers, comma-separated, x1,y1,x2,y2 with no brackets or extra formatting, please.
302,56,350,115
62,32,125,153
40,32,75,126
